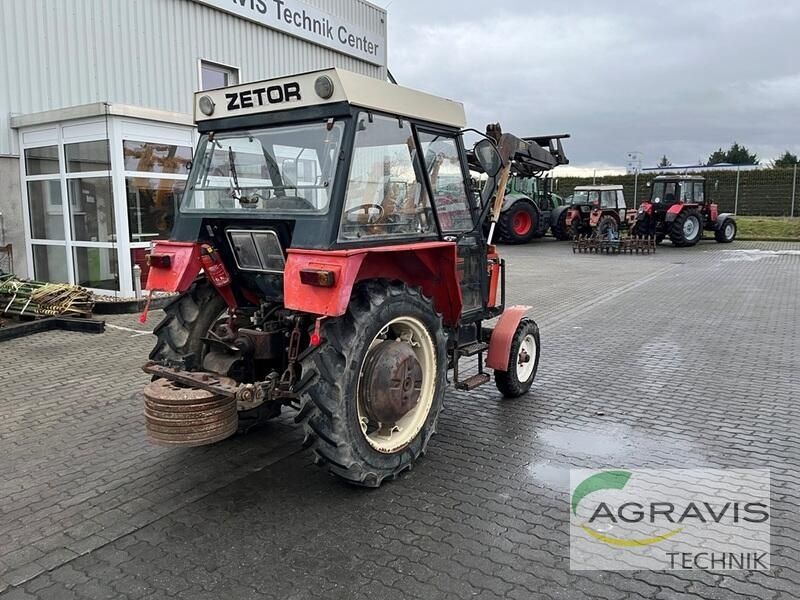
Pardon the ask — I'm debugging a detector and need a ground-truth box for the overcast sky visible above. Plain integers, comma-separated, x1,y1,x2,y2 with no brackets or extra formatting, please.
373,1,800,169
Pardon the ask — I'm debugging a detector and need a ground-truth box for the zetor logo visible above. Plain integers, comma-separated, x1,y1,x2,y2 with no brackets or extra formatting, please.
225,82,302,111
572,470,769,547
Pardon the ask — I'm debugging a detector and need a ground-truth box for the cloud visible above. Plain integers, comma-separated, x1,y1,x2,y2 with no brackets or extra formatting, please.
376,1,800,167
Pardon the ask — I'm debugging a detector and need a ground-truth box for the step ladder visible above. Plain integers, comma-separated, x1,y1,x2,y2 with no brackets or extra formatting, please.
453,341,490,391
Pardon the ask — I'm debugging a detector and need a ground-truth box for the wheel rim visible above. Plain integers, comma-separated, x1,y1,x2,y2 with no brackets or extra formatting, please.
356,316,436,453
512,211,532,236
683,216,699,239
516,334,537,382
725,222,734,239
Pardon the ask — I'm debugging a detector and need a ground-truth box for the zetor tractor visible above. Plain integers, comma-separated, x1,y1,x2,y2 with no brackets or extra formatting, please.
634,175,737,246
141,68,557,487
552,185,635,240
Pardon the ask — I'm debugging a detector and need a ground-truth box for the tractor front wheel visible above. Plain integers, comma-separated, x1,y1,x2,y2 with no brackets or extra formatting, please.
498,201,538,244
715,219,737,243
669,209,703,247
494,318,541,398
296,281,446,487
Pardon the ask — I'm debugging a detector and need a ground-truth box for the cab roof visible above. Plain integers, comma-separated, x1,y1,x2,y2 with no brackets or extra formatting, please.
574,185,623,191
194,68,467,129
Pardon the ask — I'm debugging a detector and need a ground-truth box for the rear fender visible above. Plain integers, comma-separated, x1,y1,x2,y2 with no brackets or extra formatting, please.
551,205,568,224
144,241,202,293
501,193,534,214
284,242,463,325
664,203,686,223
565,208,581,226
486,305,531,371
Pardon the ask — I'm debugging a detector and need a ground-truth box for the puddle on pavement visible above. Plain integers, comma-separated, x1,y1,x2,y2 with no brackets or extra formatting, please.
722,249,800,262
527,423,699,491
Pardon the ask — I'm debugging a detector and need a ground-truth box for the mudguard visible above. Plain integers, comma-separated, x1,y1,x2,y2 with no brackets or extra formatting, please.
501,193,536,214
144,241,202,293
664,204,685,223
486,305,531,371
715,213,735,228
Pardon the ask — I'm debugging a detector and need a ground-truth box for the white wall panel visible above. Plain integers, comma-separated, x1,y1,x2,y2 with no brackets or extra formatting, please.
0,0,387,154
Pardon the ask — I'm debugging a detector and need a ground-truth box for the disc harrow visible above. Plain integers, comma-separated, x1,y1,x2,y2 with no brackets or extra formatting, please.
572,234,656,255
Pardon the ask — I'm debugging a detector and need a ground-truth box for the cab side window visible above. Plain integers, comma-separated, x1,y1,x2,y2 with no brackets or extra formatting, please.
694,182,704,203
681,182,694,202
601,190,616,208
417,131,473,232
617,190,626,209
339,113,434,241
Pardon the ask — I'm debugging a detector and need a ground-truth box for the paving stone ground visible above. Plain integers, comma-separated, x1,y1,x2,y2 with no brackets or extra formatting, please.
1,239,798,599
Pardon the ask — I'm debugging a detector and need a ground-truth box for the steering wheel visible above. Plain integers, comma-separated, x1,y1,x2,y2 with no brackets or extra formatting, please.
345,203,384,223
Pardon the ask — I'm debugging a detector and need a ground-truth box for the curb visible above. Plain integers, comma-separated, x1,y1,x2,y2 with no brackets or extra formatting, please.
92,295,174,315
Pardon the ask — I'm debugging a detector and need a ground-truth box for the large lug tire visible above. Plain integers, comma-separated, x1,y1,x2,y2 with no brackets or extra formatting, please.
296,281,447,487
715,218,737,243
150,280,227,367
150,280,281,426
494,318,541,398
669,209,703,247
594,215,619,240
497,201,538,244
551,211,570,240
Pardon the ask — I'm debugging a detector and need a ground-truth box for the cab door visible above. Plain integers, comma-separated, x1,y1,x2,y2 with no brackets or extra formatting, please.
416,129,484,315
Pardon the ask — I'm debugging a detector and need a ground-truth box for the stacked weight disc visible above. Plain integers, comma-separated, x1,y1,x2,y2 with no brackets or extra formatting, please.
143,378,238,447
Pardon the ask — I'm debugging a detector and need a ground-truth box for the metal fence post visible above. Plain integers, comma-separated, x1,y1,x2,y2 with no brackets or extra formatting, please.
633,170,639,208
792,163,797,218
734,166,740,214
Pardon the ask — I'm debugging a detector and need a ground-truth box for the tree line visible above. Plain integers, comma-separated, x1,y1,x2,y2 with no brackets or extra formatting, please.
657,144,798,168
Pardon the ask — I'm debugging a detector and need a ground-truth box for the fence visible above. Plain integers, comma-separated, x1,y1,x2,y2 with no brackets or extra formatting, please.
551,167,799,217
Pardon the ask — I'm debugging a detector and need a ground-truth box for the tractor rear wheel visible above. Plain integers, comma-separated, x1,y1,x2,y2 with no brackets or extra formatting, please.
551,211,570,240
296,281,446,487
595,215,619,240
494,319,540,398
669,209,703,247
150,280,281,427
715,219,737,243
150,280,227,366
498,201,538,244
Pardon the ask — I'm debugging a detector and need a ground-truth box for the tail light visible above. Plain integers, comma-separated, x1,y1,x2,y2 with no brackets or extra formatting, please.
300,269,336,287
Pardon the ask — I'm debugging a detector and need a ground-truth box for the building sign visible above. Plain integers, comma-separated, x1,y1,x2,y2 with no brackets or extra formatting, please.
194,0,386,67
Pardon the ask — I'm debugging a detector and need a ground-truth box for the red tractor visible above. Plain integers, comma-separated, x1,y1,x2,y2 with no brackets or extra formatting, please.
141,69,562,487
553,185,636,240
633,175,737,246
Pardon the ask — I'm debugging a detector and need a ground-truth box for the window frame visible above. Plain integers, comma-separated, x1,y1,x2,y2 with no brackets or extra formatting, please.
198,59,240,91
415,126,476,234
336,112,442,245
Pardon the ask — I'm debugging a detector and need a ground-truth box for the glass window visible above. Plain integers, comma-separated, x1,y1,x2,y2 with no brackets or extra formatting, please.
25,146,60,176
28,180,64,240
340,113,434,241
131,248,150,290
417,131,473,232
32,245,68,283
617,190,626,209
123,140,192,174
183,121,344,213
67,177,115,242
201,60,239,90
589,190,600,205
681,181,694,202
600,190,616,208
73,247,119,290
652,182,677,205
694,182,705,203
65,140,110,173
127,178,185,242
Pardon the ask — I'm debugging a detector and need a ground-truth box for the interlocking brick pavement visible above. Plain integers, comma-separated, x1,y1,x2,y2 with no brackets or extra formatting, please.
1,239,798,599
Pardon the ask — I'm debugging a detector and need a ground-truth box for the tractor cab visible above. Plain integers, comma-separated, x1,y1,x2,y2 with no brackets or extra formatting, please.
557,184,628,239
648,175,706,211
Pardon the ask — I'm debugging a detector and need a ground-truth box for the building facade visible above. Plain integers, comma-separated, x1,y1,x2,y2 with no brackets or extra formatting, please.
0,0,387,295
